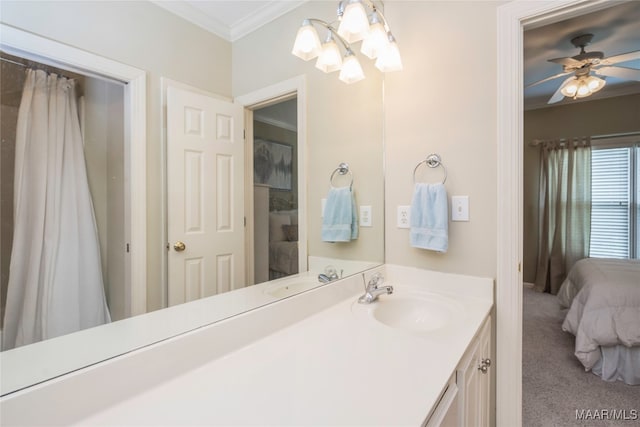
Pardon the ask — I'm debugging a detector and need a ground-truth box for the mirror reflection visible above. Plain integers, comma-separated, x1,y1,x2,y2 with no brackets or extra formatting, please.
0,0,384,394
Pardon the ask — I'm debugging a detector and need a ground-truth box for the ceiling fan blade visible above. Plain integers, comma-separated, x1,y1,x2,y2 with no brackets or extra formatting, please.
594,65,640,81
601,50,640,65
547,57,583,67
548,76,576,104
525,71,572,88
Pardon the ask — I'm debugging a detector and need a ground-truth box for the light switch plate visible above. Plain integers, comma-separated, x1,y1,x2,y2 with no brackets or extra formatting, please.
360,205,372,227
451,196,469,221
397,205,411,228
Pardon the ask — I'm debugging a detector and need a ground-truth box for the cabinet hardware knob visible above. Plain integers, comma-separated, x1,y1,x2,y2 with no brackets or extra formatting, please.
173,241,186,252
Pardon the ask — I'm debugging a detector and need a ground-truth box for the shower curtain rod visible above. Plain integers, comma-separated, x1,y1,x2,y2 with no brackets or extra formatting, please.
1,56,76,81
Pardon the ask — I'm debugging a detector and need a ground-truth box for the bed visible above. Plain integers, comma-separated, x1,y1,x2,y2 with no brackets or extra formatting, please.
557,258,640,385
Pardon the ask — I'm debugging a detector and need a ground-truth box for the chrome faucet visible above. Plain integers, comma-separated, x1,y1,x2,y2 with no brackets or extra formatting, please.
318,265,341,283
358,273,393,304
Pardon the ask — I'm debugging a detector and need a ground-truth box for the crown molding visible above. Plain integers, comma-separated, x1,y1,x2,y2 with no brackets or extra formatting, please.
230,1,307,42
151,1,307,42
151,1,231,41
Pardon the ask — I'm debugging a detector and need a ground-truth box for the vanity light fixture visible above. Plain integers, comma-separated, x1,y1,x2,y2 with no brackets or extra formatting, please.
291,0,402,84
560,74,606,99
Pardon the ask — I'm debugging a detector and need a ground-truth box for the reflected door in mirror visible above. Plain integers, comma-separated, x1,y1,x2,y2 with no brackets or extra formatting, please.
166,86,245,305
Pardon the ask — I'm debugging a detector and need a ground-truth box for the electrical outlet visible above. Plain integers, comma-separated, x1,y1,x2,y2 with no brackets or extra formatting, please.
397,205,411,228
360,205,372,227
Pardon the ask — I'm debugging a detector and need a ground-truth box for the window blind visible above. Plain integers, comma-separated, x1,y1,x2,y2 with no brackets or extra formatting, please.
590,147,630,258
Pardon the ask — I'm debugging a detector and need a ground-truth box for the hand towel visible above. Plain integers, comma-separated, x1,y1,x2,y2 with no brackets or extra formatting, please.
410,183,448,252
322,186,358,242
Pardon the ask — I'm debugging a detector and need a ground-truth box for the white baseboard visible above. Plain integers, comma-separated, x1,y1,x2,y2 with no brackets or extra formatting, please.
523,282,534,289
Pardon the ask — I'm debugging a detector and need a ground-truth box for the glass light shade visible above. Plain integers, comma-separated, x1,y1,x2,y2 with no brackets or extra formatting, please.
291,20,321,61
339,52,365,84
375,35,403,72
337,1,370,43
315,37,343,73
360,16,389,59
560,75,606,99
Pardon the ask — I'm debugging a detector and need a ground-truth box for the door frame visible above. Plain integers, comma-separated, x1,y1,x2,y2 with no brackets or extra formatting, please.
0,24,147,317
496,1,614,425
235,76,308,284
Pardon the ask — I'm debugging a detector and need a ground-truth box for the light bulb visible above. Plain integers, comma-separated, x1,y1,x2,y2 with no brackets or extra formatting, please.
375,33,403,72
339,51,365,84
291,20,321,61
315,34,342,73
576,82,590,97
563,82,578,96
337,0,370,43
586,75,606,93
361,13,389,59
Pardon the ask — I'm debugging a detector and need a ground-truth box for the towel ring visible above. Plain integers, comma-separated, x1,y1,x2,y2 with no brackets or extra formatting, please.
330,162,354,188
413,154,447,184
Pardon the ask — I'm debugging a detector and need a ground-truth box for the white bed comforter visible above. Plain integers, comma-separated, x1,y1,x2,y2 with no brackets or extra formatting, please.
560,258,640,370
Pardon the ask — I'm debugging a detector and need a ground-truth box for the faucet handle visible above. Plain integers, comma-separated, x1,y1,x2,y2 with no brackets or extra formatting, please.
367,272,384,289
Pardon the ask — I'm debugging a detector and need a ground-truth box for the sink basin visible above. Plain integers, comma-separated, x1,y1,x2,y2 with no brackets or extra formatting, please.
355,291,463,333
264,278,320,298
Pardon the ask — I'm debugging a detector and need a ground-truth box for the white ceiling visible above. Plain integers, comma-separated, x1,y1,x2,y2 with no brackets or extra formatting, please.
152,1,640,111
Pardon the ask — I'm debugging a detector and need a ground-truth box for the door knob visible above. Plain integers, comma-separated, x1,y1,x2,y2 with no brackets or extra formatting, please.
173,241,186,252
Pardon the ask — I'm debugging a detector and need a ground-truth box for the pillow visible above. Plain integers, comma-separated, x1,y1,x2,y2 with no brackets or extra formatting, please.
282,224,298,242
269,213,291,242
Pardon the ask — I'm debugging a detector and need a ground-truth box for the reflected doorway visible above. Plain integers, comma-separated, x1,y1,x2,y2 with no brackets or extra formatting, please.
0,51,127,349
252,98,299,283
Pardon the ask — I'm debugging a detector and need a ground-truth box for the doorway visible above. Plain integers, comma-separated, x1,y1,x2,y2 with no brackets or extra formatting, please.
0,51,126,348
252,98,299,283
236,75,308,287
496,1,625,425
0,24,147,333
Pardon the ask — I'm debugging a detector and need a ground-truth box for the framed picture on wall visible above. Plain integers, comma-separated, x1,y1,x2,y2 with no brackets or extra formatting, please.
253,139,292,191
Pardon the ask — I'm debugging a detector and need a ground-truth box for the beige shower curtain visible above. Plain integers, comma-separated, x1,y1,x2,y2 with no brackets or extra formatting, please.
534,137,591,294
2,69,111,350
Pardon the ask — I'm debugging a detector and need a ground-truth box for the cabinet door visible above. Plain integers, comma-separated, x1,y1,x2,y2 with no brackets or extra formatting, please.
457,315,492,427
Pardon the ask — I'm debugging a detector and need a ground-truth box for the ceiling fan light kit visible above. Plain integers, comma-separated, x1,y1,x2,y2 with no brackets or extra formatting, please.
527,33,640,104
292,0,402,84
561,75,606,99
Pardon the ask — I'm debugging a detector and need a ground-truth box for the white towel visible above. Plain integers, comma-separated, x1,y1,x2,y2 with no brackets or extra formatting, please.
410,183,448,252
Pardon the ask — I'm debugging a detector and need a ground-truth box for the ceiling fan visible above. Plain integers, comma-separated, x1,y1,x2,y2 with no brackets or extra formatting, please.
527,33,640,104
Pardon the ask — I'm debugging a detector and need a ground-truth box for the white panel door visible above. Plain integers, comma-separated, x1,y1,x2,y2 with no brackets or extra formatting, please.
167,86,244,306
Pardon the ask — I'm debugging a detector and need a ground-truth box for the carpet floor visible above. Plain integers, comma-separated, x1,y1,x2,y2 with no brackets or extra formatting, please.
522,286,640,427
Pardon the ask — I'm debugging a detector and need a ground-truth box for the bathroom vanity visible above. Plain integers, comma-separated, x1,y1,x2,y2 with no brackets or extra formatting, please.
0,264,493,426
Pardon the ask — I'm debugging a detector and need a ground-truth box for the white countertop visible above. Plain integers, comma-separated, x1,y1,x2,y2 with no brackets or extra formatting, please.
0,265,493,426
76,266,493,426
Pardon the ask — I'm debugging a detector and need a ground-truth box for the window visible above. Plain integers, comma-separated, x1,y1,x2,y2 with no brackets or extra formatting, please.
589,137,640,259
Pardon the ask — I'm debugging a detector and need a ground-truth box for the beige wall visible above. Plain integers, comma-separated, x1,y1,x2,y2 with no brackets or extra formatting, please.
383,1,499,279
233,1,385,264
523,93,640,282
1,0,232,311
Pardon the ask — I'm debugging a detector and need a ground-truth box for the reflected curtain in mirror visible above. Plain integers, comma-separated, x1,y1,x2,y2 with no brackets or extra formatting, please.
3,69,110,350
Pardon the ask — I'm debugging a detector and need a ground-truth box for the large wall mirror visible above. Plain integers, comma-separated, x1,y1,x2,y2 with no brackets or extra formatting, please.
0,1,384,395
